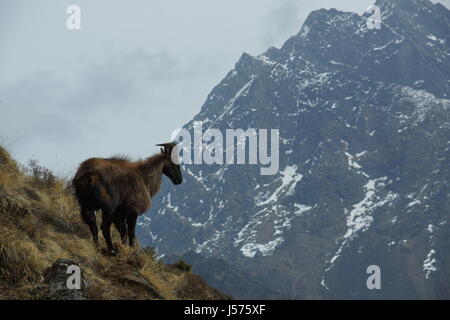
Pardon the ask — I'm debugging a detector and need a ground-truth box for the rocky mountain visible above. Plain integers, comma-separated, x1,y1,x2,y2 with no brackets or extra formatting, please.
137,0,450,299
165,251,288,300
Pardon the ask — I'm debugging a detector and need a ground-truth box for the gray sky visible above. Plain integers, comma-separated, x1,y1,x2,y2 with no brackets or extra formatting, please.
1,0,449,176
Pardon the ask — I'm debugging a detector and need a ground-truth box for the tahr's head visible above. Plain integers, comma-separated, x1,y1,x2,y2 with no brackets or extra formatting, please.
157,142,182,185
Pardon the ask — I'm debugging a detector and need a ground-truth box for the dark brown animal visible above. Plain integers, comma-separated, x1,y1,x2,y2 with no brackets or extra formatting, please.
72,142,182,255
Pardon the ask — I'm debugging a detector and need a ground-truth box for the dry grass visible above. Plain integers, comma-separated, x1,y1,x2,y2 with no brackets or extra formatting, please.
0,146,229,300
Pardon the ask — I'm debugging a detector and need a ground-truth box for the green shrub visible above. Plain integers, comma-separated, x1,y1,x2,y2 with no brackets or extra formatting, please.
172,259,192,272
23,159,57,189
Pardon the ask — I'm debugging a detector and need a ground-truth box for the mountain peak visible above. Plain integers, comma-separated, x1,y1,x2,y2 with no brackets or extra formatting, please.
301,7,360,31
374,0,437,15
375,0,432,6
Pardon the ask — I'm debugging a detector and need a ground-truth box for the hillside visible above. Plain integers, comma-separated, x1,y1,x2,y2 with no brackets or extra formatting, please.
137,0,450,299
0,146,229,300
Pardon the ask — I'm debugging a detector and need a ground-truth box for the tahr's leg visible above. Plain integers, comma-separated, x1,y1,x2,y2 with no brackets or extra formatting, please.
126,211,138,247
101,209,116,256
81,208,98,246
118,220,128,244
113,208,128,244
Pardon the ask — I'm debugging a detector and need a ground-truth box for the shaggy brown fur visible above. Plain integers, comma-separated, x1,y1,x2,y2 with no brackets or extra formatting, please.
72,143,182,255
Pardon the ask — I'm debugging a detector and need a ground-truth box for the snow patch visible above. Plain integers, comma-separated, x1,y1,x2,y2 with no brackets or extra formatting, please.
407,199,421,208
325,177,398,272
300,25,310,38
423,249,438,279
345,152,362,169
257,165,303,206
240,238,284,258
195,230,222,254
257,54,276,66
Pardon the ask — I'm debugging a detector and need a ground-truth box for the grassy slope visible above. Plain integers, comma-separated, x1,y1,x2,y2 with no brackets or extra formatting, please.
0,146,229,300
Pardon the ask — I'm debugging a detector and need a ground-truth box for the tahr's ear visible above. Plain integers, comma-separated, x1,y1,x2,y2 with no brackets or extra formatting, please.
160,147,165,154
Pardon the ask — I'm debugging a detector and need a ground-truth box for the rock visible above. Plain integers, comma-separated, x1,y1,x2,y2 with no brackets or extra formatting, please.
119,271,162,299
44,258,89,300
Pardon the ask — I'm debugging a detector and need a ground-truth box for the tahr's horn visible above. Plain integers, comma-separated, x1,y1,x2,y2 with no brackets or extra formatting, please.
156,142,177,148
156,142,177,154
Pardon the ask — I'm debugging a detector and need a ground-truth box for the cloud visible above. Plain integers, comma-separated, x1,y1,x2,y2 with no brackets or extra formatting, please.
0,48,221,174
67,50,179,110
261,0,302,48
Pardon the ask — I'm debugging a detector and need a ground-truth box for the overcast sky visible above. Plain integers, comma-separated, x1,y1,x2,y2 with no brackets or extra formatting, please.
1,0,449,176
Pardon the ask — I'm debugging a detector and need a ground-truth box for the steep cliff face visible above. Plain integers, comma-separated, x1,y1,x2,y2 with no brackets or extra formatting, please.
137,0,450,299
